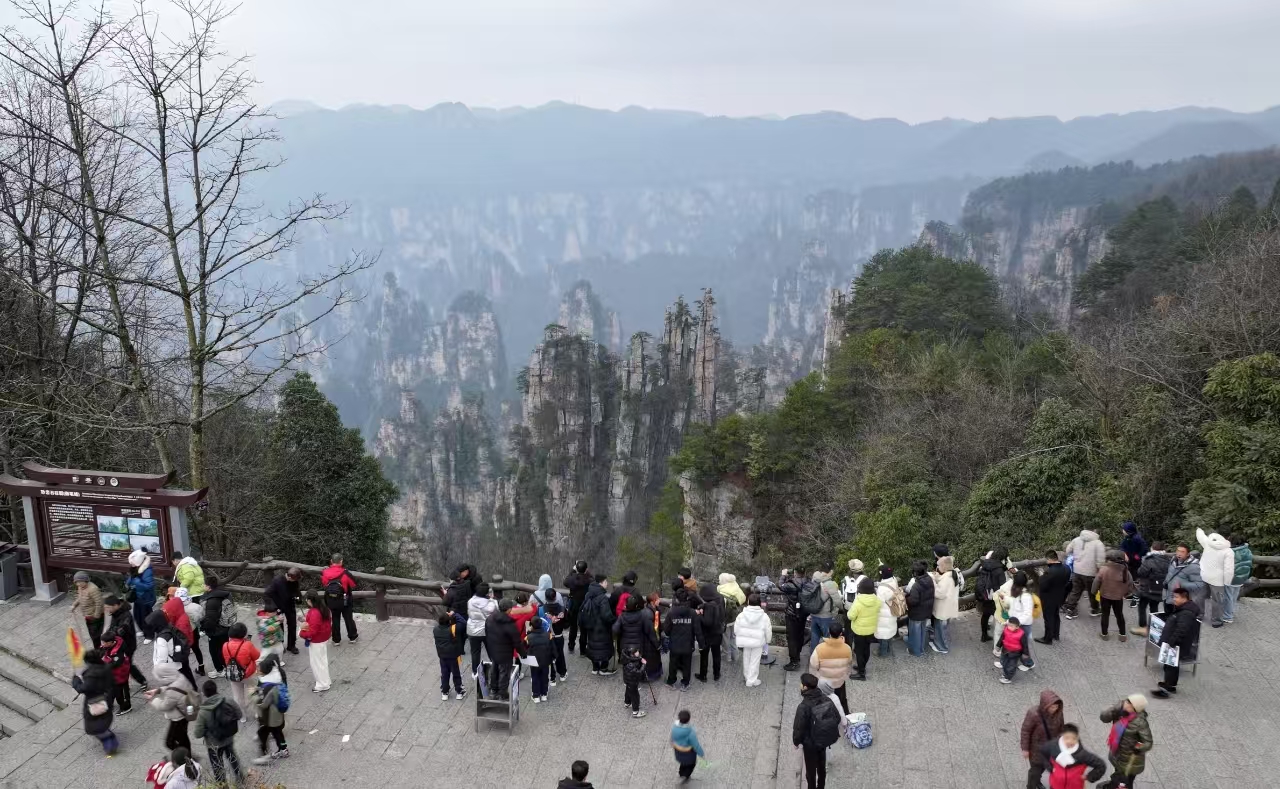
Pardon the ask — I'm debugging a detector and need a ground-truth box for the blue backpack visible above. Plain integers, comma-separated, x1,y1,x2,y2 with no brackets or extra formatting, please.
267,683,291,713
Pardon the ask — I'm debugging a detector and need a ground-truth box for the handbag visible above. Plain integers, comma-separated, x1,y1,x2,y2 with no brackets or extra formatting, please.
87,696,109,717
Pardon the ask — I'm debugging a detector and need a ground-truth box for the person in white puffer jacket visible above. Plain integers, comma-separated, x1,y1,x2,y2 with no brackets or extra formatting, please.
466,583,498,673
1063,529,1106,619
1196,528,1235,628
874,567,899,656
733,594,772,687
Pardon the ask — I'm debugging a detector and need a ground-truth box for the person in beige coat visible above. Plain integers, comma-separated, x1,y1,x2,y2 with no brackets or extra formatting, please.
808,621,853,715
930,556,961,654
874,567,899,656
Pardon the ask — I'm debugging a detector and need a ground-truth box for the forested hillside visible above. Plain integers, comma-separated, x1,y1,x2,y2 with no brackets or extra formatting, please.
667,182,1280,582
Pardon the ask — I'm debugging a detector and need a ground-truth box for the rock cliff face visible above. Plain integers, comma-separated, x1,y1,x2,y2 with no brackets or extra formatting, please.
375,286,767,576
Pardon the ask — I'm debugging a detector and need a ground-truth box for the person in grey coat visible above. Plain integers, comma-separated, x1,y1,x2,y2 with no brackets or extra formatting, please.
1162,543,1205,614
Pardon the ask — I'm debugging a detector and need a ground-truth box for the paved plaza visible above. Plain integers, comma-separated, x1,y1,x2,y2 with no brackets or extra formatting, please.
0,594,1277,788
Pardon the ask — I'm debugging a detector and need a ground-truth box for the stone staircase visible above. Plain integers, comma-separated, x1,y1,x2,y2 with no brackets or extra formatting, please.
0,646,74,739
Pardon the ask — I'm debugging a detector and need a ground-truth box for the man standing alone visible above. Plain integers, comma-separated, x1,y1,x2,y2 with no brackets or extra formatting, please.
320,554,359,644
792,673,841,789
1036,550,1070,645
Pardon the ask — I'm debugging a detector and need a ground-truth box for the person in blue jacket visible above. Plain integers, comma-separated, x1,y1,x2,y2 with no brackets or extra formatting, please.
127,550,158,643
671,709,705,783
1119,522,1148,607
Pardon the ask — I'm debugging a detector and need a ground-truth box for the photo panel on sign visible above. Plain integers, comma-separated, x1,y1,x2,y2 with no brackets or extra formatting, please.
95,515,127,533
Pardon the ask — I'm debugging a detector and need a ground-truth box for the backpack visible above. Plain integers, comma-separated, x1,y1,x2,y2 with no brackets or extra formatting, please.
224,642,247,683
207,698,240,740
269,683,291,713
848,720,873,749
324,573,349,609
217,598,237,631
809,700,842,748
888,586,908,618
799,579,827,616
721,594,742,629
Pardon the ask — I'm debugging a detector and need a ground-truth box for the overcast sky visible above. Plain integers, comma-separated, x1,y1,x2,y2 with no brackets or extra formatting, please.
216,0,1273,122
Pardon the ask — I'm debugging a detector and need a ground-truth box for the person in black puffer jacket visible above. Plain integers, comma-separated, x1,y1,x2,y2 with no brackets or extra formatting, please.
444,564,481,621
613,594,659,664
976,548,1010,642
433,612,467,700
662,588,704,689
562,561,592,653
72,649,118,754
579,575,617,674
778,567,806,670
483,599,525,699
1132,542,1171,637
695,582,725,682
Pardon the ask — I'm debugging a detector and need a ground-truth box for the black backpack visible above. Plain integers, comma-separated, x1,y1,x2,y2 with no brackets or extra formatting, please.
799,579,827,616
206,698,240,740
324,573,349,610
809,699,842,748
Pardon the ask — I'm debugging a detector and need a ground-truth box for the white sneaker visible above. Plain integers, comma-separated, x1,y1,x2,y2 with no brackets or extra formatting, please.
991,649,1000,657
539,695,547,702
993,660,1003,668
455,690,467,700
142,638,153,645
441,693,449,701
591,670,599,676
999,677,1012,684
633,710,647,718
1018,664,1033,672
549,678,557,687
252,755,271,765
207,670,222,679
533,697,542,704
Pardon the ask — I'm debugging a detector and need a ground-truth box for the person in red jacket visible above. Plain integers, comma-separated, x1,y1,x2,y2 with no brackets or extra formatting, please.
299,596,332,692
100,632,134,714
221,622,261,720
509,592,540,635
1039,724,1106,789
163,589,195,645
320,554,359,644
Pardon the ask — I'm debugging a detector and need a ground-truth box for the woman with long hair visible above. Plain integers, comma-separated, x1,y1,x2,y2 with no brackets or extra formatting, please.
299,595,332,692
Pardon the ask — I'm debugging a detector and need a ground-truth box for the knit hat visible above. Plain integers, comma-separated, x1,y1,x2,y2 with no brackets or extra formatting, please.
848,559,864,573
1122,521,1137,534
73,571,89,583
128,549,146,568
1127,693,1148,713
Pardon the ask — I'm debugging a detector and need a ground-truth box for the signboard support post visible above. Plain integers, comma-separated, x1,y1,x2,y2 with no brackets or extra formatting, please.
168,506,191,557
21,495,63,603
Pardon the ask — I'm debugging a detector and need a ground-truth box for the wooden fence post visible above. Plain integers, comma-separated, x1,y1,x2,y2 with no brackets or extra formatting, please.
375,566,388,621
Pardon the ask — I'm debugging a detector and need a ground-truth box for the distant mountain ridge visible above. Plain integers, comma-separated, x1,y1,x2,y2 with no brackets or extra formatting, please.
263,100,1280,200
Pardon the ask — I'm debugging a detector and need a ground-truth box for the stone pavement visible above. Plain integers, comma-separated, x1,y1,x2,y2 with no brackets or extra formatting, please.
0,594,1277,789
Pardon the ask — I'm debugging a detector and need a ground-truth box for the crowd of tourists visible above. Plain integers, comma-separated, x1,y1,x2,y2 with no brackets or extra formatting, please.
61,521,1254,788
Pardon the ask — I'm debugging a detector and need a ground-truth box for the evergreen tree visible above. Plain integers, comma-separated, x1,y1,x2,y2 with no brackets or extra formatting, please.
1184,354,1280,551
845,247,1008,339
262,372,399,570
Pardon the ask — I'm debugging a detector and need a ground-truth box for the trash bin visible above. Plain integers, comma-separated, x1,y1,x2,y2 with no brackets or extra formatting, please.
0,545,18,600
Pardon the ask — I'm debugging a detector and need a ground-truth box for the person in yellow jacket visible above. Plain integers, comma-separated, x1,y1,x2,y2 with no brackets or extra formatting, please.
171,552,207,599
848,578,879,680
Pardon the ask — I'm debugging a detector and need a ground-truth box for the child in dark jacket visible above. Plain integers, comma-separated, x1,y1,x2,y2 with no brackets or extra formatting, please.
434,613,467,701
1039,724,1106,789
622,646,647,718
997,617,1027,684
542,588,569,684
100,633,133,713
527,618,554,703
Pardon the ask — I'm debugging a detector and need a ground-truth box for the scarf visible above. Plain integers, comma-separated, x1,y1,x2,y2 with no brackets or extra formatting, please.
1054,737,1079,768
1107,712,1135,754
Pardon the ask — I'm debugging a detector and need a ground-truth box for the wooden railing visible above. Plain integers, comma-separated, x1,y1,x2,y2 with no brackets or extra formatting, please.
12,546,1279,633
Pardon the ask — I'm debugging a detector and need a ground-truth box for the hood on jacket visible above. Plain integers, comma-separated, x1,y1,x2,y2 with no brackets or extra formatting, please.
717,572,736,586
259,667,283,686
489,611,515,627
129,550,150,570
1038,689,1062,714
153,661,183,686
699,583,719,603
533,574,554,604
199,693,226,712
811,570,831,582
1078,530,1100,542
737,606,769,627
176,555,200,570
1105,550,1127,565
717,577,746,605
937,556,954,574
1203,531,1231,550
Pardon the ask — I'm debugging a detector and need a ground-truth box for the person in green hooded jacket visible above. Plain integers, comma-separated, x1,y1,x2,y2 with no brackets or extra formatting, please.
1224,533,1253,624
1099,694,1153,788
848,577,879,680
